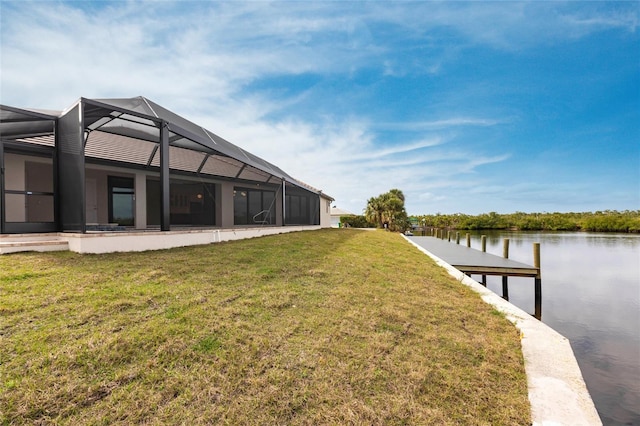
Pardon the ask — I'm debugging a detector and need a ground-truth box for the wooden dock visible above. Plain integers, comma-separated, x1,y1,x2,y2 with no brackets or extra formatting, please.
407,236,539,277
407,235,542,319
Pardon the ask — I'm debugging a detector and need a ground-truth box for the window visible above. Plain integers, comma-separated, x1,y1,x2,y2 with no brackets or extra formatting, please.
108,176,134,226
146,178,216,226
234,187,276,225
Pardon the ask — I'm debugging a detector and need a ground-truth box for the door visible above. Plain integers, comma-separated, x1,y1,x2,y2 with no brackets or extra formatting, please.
108,176,134,226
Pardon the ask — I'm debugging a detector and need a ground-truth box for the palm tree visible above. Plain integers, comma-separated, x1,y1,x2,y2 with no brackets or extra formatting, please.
365,195,385,228
388,188,405,203
365,189,409,231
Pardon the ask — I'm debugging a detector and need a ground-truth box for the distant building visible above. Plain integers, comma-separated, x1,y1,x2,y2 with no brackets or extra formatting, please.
330,207,356,228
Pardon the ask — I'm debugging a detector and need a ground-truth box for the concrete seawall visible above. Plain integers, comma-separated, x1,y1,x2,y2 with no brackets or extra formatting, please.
403,235,602,426
0,226,322,254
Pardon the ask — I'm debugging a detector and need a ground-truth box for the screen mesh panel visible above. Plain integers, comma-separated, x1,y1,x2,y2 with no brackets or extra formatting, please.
237,166,271,182
85,131,157,166
169,145,208,173
200,155,243,178
57,104,85,232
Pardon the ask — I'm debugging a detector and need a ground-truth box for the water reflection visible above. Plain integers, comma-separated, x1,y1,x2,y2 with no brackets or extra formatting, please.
466,231,639,426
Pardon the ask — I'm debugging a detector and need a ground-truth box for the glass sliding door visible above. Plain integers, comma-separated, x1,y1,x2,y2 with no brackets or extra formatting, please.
146,178,216,227
108,176,134,226
233,187,276,225
169,180,216,226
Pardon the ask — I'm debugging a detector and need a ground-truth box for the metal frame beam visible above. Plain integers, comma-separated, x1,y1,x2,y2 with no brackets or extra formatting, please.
282,179,286,226
0,105,59,120
197,154,210,174
160,120,170,231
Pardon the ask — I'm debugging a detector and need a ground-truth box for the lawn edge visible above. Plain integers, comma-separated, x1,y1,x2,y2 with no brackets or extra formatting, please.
402,234,602,426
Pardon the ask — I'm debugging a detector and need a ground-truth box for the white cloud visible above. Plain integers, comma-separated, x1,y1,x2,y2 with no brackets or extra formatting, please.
418,192,447,202
3,2,635,107
1,1,637,215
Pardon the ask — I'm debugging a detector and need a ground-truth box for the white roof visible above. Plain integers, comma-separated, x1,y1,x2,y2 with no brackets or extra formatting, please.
331,207,356,216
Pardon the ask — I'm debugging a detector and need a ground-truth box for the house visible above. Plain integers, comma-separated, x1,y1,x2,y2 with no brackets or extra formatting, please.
0,96,333,253
330,207,356,228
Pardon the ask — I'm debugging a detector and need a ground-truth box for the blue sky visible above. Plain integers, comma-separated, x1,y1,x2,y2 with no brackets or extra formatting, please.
1,1,638,215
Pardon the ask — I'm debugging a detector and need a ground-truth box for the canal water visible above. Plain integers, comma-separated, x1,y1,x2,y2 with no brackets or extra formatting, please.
463,231,639,426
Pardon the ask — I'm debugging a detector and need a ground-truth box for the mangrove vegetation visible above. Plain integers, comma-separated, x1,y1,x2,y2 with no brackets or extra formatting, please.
342,207,639,233
415,210,640,232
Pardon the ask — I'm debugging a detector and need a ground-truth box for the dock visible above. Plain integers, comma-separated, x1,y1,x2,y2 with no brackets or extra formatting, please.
407,236,538,277
407,234,542,319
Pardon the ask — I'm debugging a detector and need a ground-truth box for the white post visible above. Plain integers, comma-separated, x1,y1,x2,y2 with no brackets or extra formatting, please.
134,172,147,229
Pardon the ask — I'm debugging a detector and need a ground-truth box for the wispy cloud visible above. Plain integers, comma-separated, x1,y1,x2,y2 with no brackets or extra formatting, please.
345,137,447,161
377,118,503,131
562,8,639,34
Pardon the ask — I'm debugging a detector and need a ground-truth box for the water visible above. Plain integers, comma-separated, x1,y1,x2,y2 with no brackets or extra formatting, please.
464,231,640,426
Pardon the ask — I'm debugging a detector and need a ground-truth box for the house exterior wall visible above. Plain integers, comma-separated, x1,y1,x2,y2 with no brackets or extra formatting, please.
3,150,326,233
320,196,332,228
80,163,292,230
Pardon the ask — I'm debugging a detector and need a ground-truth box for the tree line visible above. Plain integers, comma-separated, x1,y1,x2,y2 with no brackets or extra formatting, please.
341,189,639,233
416,210,640,233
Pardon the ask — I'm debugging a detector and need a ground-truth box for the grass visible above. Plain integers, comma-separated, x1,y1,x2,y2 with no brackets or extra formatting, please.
0,229,530,425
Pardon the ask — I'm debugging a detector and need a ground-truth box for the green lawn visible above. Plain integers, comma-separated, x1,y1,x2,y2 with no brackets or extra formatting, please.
1,229,530,425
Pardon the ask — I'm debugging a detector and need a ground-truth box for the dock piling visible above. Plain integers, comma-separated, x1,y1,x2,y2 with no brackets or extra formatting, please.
502,238,509,300
481,235,487,286
534,242,542,320
466,233,471,248
408,236,543,321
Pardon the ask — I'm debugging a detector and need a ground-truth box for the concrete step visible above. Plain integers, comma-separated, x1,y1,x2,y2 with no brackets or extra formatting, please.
0,239,68,254
0,233,62,243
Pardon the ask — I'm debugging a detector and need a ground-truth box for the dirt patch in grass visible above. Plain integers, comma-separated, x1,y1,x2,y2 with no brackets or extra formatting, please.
0,229,530,425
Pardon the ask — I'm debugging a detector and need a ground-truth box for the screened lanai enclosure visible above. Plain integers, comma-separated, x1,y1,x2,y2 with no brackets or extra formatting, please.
0,97,331,235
